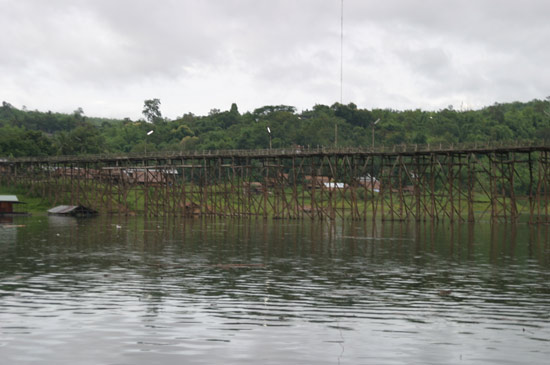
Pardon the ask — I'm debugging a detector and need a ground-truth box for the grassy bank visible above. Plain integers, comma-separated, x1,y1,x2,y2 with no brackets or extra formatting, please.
0,183,539,222
0,186,51,214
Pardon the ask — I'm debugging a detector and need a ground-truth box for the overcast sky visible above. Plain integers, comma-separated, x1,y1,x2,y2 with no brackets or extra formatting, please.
1,0,549,120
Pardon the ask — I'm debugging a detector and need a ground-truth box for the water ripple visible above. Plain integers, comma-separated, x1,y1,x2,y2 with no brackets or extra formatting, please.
1,217,550,364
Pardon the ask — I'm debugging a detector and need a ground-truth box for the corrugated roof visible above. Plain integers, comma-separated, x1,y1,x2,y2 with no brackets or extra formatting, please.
47,205,97,215
48,205,78,214
0,195,19,203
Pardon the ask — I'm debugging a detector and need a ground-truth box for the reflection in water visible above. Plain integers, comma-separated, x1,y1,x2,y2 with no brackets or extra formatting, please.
0,216,549,364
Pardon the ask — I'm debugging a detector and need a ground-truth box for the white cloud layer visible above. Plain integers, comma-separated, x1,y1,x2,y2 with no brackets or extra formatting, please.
1,0,549,119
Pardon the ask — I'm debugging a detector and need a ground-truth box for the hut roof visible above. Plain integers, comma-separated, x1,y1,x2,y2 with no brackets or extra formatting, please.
48,205,98,215
0,195,23,203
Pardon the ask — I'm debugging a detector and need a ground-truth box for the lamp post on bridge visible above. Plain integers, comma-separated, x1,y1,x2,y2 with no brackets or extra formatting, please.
145,130,154,155
267,126,272,150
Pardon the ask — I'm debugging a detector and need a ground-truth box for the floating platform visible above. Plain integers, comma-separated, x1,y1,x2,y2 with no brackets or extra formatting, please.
48,205,98,217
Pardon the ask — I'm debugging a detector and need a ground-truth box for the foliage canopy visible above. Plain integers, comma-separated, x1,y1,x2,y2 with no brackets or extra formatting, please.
1,98,550,157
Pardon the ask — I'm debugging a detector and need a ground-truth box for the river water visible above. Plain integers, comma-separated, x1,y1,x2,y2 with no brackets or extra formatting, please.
1,216,549,364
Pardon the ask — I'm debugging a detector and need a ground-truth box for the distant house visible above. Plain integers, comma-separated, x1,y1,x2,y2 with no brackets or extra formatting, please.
323,182,347,190
0,195,26,215
99,167,129,183
264,173,289,187
243,182,265,194
304,175,332,188
53,167,97,179
358,176,381,192
48,205,98,217
126,168,178,185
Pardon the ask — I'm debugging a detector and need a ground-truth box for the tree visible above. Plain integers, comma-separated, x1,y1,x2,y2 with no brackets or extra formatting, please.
230,103,239,115
73,107,85,122
253,105,296,116
54,125,105,155
74,107,84,117
1,101,14,110
142,99,163,124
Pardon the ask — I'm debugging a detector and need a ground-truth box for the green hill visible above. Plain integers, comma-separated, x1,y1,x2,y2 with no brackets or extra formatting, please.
1,98,549,157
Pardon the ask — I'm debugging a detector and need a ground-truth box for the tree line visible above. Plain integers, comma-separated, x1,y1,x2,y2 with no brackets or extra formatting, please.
1,98,549,158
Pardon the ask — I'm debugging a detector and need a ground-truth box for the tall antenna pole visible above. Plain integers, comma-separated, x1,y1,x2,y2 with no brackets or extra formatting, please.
340,0,344,104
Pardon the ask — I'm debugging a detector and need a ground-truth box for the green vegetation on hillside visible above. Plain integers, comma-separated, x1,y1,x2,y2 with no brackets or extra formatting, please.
1,98,550,158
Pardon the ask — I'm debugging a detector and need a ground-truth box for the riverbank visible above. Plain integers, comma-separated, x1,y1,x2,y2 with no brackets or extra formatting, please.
0,186,51,214
0,184,538,223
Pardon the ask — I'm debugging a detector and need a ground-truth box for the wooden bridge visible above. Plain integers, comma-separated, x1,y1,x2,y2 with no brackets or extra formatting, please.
2,141,550,222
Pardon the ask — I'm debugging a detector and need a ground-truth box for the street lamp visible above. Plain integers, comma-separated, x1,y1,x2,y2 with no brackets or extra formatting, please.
145,130,154,155
267,126,272,149
371,118,380,151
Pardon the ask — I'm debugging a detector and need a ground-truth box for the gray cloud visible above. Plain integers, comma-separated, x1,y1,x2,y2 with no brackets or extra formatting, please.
0,0,548,119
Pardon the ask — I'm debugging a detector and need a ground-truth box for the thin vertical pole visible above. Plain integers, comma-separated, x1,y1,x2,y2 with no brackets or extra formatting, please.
528,151,534,224
468,153,475,223
340,0,344,103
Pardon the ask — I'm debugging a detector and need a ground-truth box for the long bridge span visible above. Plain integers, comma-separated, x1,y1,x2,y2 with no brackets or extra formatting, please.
2,142,550,222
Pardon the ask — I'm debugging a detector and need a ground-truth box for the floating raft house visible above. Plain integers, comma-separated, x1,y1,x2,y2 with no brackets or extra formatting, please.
0,195,27,215
48,205,98,217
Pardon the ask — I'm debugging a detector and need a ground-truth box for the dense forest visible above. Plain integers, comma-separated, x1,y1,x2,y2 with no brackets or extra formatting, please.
1,98,550,158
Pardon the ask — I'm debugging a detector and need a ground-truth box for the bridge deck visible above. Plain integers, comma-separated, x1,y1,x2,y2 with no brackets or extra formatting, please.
2,142,550,223
2,141,549,164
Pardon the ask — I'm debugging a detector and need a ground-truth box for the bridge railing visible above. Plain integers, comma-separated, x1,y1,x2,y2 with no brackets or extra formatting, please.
2,139,549,163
